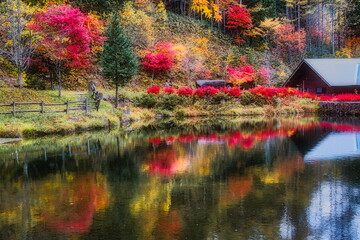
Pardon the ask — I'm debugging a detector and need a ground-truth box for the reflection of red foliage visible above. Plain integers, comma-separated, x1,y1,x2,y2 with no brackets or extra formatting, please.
165,136,176,144
228,176,253,198
276,157,304,180
147,121,360,151
320,122,360,132
220,176,253,206
156,210,182,236
178,134,195,143
198,134,219,141
239,137,254,149
149,137,162,145
148,149,178,176
296,121,360,133
42,174,108,233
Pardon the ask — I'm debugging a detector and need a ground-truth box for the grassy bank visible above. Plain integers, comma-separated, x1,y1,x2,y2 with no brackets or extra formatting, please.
0,88,319,138
126,95,318,121
0,88,121,138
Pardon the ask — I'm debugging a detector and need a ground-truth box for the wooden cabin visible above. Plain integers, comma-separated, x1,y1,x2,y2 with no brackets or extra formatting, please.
284,58,360,94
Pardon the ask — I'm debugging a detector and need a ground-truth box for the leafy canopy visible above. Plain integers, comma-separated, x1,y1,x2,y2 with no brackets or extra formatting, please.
29,4,106,69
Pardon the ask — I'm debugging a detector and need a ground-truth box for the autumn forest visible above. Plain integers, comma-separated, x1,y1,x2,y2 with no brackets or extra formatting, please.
0,0,359,93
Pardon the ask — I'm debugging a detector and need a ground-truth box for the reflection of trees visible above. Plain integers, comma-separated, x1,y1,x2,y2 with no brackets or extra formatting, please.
2,116,360,240
39,173,109,233
0,173,110,239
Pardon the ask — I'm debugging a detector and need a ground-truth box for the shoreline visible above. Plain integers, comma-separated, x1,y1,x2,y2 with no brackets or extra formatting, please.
0,105,317,139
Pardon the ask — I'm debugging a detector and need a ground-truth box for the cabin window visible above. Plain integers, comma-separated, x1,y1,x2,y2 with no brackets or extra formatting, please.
316,88,323,94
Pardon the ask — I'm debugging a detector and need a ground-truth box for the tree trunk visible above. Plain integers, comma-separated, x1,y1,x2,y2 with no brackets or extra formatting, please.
57,69,62,97
58,77,62,97
115,84,119,109
17,68,23,88
55,61,62,97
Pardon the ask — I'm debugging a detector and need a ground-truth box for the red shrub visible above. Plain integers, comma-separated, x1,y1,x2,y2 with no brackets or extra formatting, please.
319,94,360,102
248,86,314,99
147,85,161,94
220,87,241,97
193,86,220,97
249,86,279,99
333,94,360,102
298,92,316,99
163,86,176,94
319,95,333,101
177,86,193,96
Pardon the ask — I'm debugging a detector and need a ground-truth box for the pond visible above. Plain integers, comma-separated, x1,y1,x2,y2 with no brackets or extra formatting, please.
0,117,360,240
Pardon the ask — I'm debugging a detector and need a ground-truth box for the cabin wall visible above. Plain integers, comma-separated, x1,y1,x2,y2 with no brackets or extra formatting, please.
285,63,360,94
285,63,329,94
331,86,360,94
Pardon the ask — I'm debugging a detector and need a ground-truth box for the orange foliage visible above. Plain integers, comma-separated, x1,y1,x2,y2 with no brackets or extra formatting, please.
41,174,109,233
156,210,182,237
274,23,306,55
219,176,253,206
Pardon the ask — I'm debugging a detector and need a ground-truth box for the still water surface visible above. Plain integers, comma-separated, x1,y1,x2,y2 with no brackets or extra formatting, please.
0,118,360,240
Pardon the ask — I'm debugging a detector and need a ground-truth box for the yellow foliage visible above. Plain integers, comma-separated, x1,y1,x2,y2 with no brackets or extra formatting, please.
259,18,281,31
133,0,154,11
130,178,173,216
120,2,155,49
191,0,222,21
335,48,352,58
172,43,187,61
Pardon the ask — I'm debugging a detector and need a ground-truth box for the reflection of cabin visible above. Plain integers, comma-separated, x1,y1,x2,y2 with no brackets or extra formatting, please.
196,80,228,88
291,126,360,161
284,58,360,94
304,132,360,161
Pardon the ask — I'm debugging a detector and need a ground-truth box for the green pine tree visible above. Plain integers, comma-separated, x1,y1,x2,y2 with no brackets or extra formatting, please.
101,13,138,108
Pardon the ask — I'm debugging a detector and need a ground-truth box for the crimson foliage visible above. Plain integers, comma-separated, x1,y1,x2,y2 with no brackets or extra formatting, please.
147,85,161,94
29,5,105,69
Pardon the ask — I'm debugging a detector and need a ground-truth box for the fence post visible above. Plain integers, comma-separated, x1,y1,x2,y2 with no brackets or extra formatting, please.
41,101,45,114
96,99,101,111
66,101,69,114
85,98,89,113
12,101,16,116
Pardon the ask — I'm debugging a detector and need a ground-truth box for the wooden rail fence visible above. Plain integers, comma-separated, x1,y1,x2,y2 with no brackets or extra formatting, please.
0,98,100,116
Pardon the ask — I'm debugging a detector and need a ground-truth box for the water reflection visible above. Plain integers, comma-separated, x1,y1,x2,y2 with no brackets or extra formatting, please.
0,117,360,240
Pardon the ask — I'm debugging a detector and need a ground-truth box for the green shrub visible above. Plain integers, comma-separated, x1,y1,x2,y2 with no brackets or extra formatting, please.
132,93,158,108
239,91,256,105
154,109,173,118
174,109,186,118
157,93,183,110
239,91,267,106
25,75,46,90
272,97,281,106
211,92,231,104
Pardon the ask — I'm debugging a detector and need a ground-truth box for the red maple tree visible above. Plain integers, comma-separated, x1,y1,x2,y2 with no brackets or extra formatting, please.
28,5,105,96
226,5,253,43
141,42,177,81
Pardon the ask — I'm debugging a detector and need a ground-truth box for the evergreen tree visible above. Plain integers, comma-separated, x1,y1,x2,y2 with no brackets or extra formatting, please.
101,13,138,108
